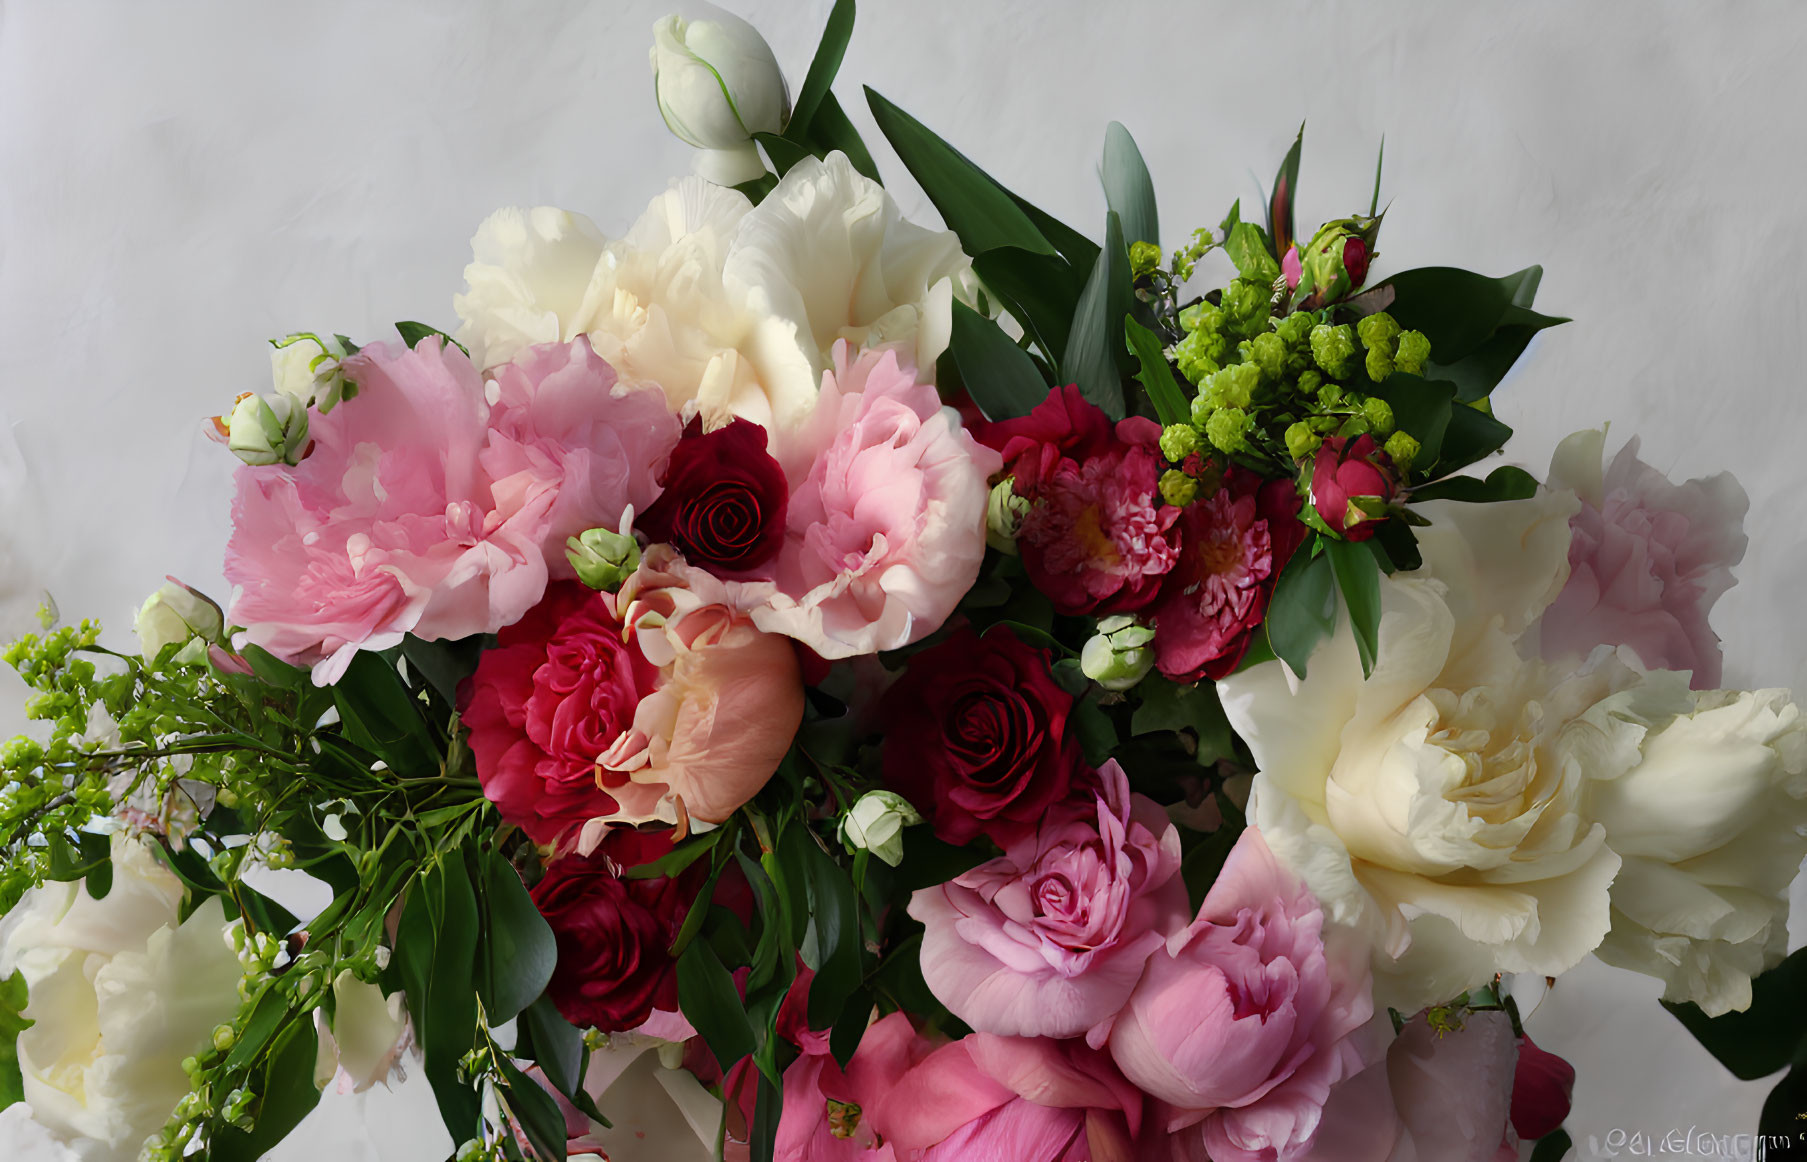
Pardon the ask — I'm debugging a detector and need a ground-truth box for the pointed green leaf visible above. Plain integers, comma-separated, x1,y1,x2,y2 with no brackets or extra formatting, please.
1528,1129,1572,1162
1408,465,1539,504
972,247,1081,361
1266,124,1305,255
478,850,557,1026
1365,372,1456,464
1326,537,1382,678
1265,539,1335,678
1225,220,1280,284
754,131,812,177
864,87,1056,257
1063,211,1130,420
394,321,467,355
1438,404,1515,472
1124,317,1189,426
1369,136,1386,217
678,938,758,1072
785,0,855,140
803,841,862,1031
1664,946,1807,1081
1102,121,1158,250
807,92,881,183
948,299,1050,420
210,1021,324,1162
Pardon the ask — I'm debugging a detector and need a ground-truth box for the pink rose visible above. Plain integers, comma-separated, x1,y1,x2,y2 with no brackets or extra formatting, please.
226,336,676,682
1541,429,1748,688
907,760,1189,1041
1301,1012,1521,1162
591,545,804,836
1107,828,1372,1162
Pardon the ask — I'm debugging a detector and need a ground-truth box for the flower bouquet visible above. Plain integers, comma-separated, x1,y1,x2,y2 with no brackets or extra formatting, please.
2,5,1801,1162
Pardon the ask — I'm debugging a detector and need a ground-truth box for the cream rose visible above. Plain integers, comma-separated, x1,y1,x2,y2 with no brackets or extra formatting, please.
0,833,240,1162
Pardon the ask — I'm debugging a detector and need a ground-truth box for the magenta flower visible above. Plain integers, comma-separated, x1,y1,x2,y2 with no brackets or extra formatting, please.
1017,439,1181,616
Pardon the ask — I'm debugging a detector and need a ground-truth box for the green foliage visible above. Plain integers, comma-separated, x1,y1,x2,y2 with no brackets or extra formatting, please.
0,971,30,1111
1064,211,1132,420
946,299,1050,421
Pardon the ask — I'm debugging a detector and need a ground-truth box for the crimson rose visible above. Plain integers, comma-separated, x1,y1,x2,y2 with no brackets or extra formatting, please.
1311,433,1397,541
639,416,788,573
530,828,694,1032
880,624,1082,846
462,582,656,849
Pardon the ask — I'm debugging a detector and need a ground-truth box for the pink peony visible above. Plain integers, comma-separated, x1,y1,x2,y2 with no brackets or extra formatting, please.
226,336,677,683
1107,828,1372,1162
1301,1012,1521,1162
976,383,1119,497
1016,425,1180,616
1541,429,1748,689
907,760,1189,1041
591,544,804,836
743,342,1001,658
1309,434,1396,542
461,582,656,849
777,1010,921,1161
1153,471,1305,683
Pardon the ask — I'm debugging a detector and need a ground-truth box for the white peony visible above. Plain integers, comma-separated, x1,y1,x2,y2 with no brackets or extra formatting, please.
0,834,240,1162
453,155,967,443
1588,687,1807,1016
558,1031,723,1162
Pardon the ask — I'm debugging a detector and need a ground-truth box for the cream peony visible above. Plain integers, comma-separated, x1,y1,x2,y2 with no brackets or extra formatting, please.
1589,687,1807,1016
1219,491,1637,1012
0,834,241,1162
453,155,967,441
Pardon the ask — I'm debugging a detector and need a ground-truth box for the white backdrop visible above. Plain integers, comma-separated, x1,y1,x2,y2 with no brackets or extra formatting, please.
3,2,1805,1159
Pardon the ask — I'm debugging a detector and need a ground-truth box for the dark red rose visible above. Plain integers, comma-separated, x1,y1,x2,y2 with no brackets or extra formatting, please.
1342,236,1370,289
880,624,1083,846
1153,471,1306,682
1311,434,1397,542
461,583,657,849
530,828,695,1032
1510,1034,1576,1142
974,384,1118,497
639,416,788,573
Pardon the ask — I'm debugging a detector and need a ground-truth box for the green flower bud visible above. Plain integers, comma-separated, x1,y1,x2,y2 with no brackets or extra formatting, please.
1356,311,1401,355
1159,424,1202,464
1294,369,1323,397
1365,346,1395,382
839,790,923,867
1173,328,1224,385
1189,394,1214,427
1300,225,1354,295
1215,363,1259,409
1285,421,1322,462
986,478,1030,554
1383,431,1421,474
1080,614,1157,692
1128,240,1162,278
566,524,641,591
1316,381,1346,409
1159,468,1199,508
1205,407,1252,454
1395,329,1431,376
211,1024,236,1052
1178,302,1221,336
1274,311,1315,348
1362,397,1395,437
1309,323,1356,378
224,392,310,467
1249,332,1287,382
1219,279,1271,336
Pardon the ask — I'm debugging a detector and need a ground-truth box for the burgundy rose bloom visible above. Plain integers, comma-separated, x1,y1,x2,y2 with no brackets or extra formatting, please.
639,416,788,573
974,384,1118,497
462,582,656,849
880,624,1083,847
1153,471,1306,682
530,827,695,1032
1510,1034,1576,1142
1311,433,1397,542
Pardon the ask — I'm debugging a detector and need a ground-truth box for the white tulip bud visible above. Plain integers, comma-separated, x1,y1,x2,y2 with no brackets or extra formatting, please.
225,391,311,467
1080,614,1156,692
839,790,922,867
270,332,351,412
650,10,789,187
986,478,1030,555
135,579,224,660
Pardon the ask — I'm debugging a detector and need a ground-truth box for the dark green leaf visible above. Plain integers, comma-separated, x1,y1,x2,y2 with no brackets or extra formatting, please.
1664,946,1807,1081
892,831,987,894
1266,124,1304,255
1071,694,1118,768
1438,404,1515,473
1371,520,1423,573
210,1021,322,1162
1180,816,1241,910
677,938,757,1071
1409,465,1540,504
1101,121,1158,249
751,1066,783,1162
803,840,862,1031
1374,266,1565,371
864,88,1055,257
1528,1129,1572,1162
972,248,1080,361
83,856,112,900
401,634,488,705
1131,676,1235,766
1124,317,1189,426
1326,537,1382,678
240,644,307,689
479,850,557,1025
496,1052,569,1162
785,0,855,139
1007,192,1098,271
1760,1066,1807,1155
1365,373,1455,465
395,848,482,1131
1431,307,1566,404
754,131,812,177
1063,211,1130,420
622,829,721,881
1265,541,1336,678
829,986,873,1068
394,321,468,355
224,984,288,1071
332,650,441,778
0,971,31,1110
948,299,1050,421
519,995,584,1101
807,92,881,183
1224,220,1279,284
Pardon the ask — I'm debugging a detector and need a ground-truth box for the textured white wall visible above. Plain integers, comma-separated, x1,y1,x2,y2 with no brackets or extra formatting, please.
3,2,1804,1159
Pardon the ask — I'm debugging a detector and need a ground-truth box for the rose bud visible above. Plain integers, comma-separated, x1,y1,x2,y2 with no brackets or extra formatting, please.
639,417,789,575
1079,614,1156,692
1297,218,1379,303
224,391,310,467
1311,434,1397,542
1510,1034,1576,1142
269,332,351,412
650,11,789,186
839,789,923,867
566,521,641,592
135,578,225,662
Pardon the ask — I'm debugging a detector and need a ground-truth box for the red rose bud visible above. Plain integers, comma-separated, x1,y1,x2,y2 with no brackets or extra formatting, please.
1342,235,1369,289
1511,1035,1576,1142
639,416,788,573
1311,434,1397,542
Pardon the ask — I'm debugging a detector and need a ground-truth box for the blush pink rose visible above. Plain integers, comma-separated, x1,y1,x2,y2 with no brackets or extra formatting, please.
590,544,804,837
907,760,1189,1041
226,336,676,683
1107,827,1372,1162
1300,1012,1521,1162
1541,429,1748,689
743,341,1001,658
